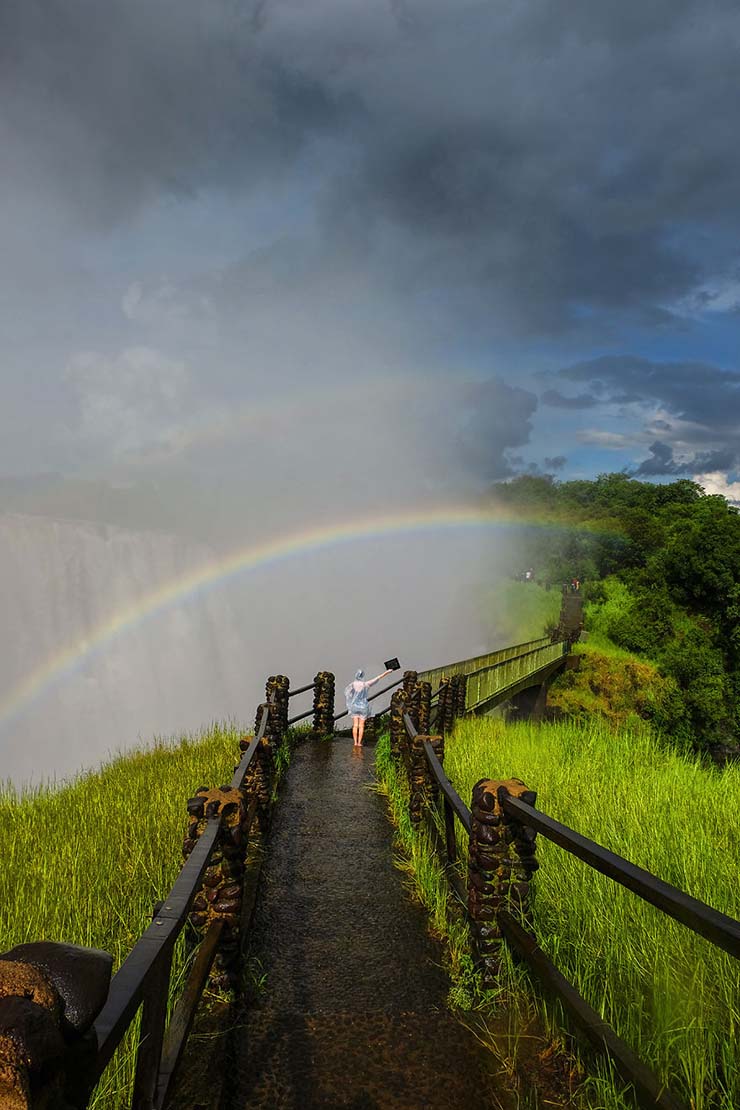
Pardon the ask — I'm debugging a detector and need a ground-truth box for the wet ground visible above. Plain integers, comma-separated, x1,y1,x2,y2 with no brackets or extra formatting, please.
225,736,507,1110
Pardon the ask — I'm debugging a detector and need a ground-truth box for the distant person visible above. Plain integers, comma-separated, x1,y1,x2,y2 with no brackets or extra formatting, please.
344,667,392,747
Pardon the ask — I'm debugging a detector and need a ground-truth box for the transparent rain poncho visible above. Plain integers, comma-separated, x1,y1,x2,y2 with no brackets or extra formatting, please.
344,669,372,717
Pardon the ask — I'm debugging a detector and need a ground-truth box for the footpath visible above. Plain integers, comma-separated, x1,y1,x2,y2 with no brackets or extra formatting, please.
225,736,503,1110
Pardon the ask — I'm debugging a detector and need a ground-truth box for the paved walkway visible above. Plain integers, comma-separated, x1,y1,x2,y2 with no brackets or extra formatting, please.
226,736,504,1110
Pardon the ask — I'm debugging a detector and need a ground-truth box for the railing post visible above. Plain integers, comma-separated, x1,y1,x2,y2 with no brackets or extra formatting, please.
131,935,173,1110
183,786,247,992
312,671,335,738
468,778,538,986
418,681,431,733
389,688,407,759
266,675,289,745
407,732,443,824
402,669,418,698
451,673,467,717
436,678,454,736
239,712,273,833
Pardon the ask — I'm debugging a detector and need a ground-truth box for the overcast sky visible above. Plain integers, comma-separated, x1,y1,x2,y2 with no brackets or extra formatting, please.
3,0,740,515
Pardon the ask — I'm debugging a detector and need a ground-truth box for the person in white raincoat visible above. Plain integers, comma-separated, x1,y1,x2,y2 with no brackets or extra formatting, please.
344,667,392,747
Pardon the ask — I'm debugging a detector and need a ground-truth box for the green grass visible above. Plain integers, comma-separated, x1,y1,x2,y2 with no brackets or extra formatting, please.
441,716,740,1110
374,730,480,1004
481,581,562,646
0,721,299,1109
374,730,578,1108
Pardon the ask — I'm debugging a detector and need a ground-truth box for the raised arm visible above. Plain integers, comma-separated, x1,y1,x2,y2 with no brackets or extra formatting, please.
367,669,392,687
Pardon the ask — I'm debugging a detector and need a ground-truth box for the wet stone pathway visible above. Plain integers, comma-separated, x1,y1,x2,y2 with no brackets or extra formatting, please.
225,736,504,1110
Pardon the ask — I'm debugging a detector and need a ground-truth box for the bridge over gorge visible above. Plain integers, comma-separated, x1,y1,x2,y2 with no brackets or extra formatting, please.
4,590,739,1110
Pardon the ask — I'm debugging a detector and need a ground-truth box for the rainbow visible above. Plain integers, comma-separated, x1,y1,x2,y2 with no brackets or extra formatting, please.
0,504,596,732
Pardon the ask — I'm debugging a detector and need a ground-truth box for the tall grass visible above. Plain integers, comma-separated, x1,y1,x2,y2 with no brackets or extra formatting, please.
0,723,243,1109
481,581,561,646
444,716,740,1110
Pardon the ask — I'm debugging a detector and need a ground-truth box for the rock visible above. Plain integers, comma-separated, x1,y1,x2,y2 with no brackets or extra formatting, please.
1,943,112,1037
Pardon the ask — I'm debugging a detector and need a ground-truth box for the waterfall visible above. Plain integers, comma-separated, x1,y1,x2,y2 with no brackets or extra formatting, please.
0,513,252,786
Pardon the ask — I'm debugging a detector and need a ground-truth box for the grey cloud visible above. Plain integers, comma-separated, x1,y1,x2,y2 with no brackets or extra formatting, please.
4,0,740,332
634,441,740,476
557,355,740,432
540,389,600,409
456,379,538,481
544,456,567,471
633,441,682,476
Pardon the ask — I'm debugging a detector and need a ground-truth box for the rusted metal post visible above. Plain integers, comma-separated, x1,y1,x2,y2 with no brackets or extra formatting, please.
468,778,538,985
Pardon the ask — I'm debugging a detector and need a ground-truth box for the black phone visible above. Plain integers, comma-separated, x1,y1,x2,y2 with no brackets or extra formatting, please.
384,657,400,671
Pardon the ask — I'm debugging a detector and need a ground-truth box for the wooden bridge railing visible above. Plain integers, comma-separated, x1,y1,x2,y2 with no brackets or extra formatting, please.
397,707,740,1110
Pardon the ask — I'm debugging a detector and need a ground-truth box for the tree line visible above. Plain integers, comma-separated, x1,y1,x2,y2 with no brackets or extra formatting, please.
489,473,740,751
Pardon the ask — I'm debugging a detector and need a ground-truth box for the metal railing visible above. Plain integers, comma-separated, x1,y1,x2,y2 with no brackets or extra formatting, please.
416,636,552,690
463,639,568,712
400,710,740,1110
90,703,271,1110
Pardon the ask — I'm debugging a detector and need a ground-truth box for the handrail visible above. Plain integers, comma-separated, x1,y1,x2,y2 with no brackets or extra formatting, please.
497,911,686,1110
463,639,566,682
91,700,271,1098
416,636,552,685
399,708,704,1109
421,738,471,834
407,697,740,960
287,706,313,725
500,795,740,960
287,681,316,698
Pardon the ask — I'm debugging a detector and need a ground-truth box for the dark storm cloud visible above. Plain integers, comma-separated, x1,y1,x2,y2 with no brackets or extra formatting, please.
544,456,567,471
5,0,740,329
556,355,740,432
455,379,538,480
553,353,740,473
0,0,353,223
634,441,740,476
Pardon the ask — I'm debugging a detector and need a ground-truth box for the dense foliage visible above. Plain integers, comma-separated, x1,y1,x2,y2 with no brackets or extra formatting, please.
489,473,740,749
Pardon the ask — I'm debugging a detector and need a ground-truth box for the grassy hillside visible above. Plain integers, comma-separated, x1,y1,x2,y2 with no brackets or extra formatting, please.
488,473,740,751
480,580,561,646
0,724,243,1109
